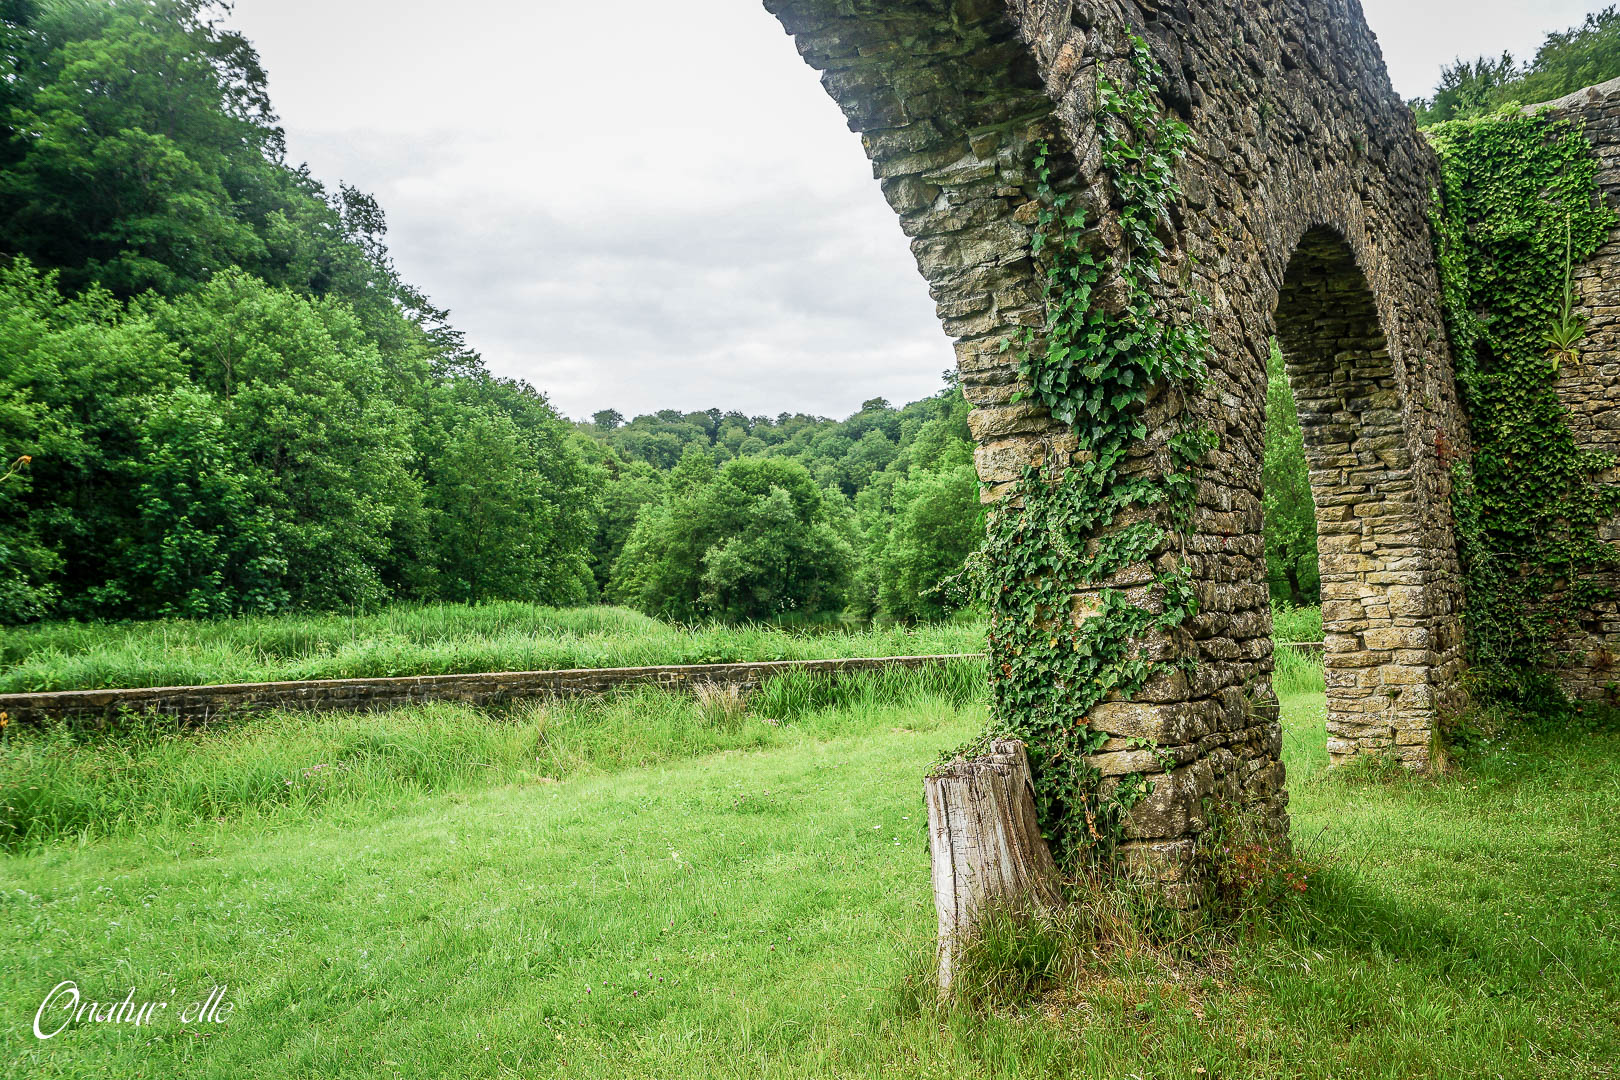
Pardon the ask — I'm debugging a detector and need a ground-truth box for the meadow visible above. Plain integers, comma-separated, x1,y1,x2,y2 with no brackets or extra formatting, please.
1,650,1614,1079
0,603,1322,695
0,603,985,694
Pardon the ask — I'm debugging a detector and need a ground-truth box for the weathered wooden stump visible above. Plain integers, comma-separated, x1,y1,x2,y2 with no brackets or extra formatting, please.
925,739,1062,993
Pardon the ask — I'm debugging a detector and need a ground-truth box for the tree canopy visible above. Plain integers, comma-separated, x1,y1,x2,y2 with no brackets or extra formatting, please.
586,378,984,623
1412,6,1620,125
0,0,594,621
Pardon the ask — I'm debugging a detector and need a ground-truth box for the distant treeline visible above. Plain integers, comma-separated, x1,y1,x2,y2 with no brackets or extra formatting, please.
1411,6,1620,125
578,388,985,623
0,0,1317,628
580,344,1320,622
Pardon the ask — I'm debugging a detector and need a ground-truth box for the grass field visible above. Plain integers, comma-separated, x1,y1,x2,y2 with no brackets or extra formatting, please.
0,603,1324,697
2,657,1615,1079
0,603,985,694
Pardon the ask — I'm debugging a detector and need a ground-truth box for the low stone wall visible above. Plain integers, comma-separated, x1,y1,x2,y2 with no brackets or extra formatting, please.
0,654,983,728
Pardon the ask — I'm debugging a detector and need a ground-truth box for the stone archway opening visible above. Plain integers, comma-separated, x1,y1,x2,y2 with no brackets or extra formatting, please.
1273,226,1434,768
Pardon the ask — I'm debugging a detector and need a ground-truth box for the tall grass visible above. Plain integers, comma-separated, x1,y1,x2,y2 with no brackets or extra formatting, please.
1273,641,1325,697
2,602,1326,698
0,602,986,693
0,659,988,850
1271,602,1325,698
6,687,1613,1079
0,704,542,851
1270,602,1322,643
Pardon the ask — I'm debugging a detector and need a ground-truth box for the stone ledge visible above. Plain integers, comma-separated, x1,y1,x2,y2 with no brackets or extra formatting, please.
0,654,987,728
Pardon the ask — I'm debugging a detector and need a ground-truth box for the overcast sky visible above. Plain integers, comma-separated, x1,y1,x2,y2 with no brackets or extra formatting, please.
225,0,1611,422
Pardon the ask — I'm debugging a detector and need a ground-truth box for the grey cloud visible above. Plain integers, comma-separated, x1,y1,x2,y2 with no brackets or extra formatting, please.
290,127,949,418
229,0,1610,421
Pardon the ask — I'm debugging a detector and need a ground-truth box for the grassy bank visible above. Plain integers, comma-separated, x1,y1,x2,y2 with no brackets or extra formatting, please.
1270,603,1322,643
0,603,1327,697
1273,639,1326,698
2,673,1614,1078
0,661,983,851
0,603,985,694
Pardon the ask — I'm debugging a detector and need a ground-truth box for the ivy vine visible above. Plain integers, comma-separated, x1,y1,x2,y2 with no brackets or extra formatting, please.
965,39,1215,870
1429,108,1620,713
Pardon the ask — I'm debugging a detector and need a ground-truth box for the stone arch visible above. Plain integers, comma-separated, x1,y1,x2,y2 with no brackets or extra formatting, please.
763,0,1473,873
761,0,1067,443
1273,225,1448,767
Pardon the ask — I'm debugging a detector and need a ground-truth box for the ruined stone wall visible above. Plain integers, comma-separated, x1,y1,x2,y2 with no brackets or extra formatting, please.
764,0,1470,879
1527,78,1620,703
0,654,972,728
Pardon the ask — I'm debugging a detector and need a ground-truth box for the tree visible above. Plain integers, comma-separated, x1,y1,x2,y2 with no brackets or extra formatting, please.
583,450,663,593
610,457,853,621
0,4,605,625
428,408,549,603
148,271,425,610
699,487,853,620
1518,6,1620,104
425,374,598,606
1411,8,1620,124
583,374,983,620
874,463,985,622
0,259,192,619
1263,342,1320,607
1417,53,1519,125
127,386,285,617
0,0,276,295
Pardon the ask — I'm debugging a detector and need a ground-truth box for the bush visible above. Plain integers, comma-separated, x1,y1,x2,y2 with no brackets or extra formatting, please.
1270,603,1321,643
610,455,854,621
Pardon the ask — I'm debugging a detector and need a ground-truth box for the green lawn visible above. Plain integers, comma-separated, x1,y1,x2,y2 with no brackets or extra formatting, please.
2,680,1615,1078
0,603,986,693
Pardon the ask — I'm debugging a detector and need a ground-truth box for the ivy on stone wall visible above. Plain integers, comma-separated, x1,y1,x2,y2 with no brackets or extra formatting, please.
969,39,1214,869
1430,109,1620,710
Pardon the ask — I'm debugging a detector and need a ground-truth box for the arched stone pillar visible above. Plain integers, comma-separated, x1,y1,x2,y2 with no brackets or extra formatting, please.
1275,227,1454,767
763,0,1472,874
762,0,1073,473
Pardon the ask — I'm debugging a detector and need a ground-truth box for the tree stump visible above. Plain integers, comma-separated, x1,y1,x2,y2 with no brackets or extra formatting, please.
925,739,1062,993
